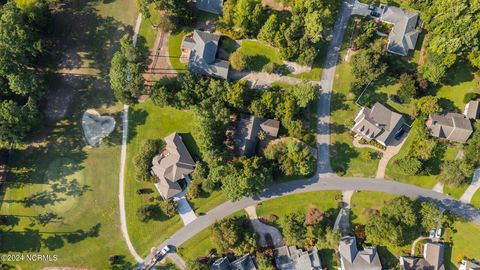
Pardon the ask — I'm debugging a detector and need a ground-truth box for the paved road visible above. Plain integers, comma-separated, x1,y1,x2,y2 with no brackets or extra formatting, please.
152,175,480,252
317,0,353,173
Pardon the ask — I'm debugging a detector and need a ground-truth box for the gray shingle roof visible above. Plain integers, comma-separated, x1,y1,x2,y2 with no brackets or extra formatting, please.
380,5,420,56
460,259,480,270
401,242,445,270
196,0,223,15
352,102,405,146
212,255,257,270
464,100,480,119
426,113,473,144
151,133,195,199
339,236,382,270
234,115,280,157
273,246,322,270
182,30,229,79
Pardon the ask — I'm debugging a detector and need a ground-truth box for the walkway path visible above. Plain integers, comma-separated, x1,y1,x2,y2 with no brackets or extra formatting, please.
433,182,444,194
460,168,480,204
229,71,320,89
375,133,408,179
118,14,143,263
245,205,283,247
317,0,354,173
333,190,354,234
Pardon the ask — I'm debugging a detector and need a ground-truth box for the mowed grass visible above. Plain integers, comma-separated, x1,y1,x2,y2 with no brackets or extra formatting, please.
138,4,161,49
471,190,480,209
447,221,480,269
256,191,342,219
177,211,247,261
330,59,380,177
169,30,190,72
125,101,200,257
436,64,480,111
350,190,398,224
239,40,283,71
0,0,138,268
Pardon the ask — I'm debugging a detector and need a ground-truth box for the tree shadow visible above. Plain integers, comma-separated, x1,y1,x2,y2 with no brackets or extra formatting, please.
424,142,446,175
42,235,65,251
247,55,270,72
359,91,388,107
331,92,349,112
21,191,66,207
330,142,359,175
179,132,201,160
377,246,402,269
0,215,20,227
63,223,101,243
0,228,42,252
439,98,459,113
51,178,91,197
127,108,149,143
109,254,136,270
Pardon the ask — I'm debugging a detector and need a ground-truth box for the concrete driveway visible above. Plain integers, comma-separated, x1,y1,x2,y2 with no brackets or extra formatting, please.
460,168,480,203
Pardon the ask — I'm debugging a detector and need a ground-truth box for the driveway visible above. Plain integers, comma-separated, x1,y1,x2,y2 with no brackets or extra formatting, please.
317,0,354,173
460,168,480,203
245,205,283,247
176,197,197,225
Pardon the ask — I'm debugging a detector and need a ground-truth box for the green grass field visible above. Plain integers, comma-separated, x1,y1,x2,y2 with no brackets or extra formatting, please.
471,190,480,209
238,40,283,71
330,58,380,177
0,1,138,268
177,211,247,261
138,4,161,49
169,30,190,72
124,101,228,256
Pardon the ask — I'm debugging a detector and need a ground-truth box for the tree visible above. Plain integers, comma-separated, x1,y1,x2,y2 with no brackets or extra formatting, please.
221,157,273,201
265,139,315,177
256,253,275,270
284,119,304,139
0,2,46,144
109,34,146,104
151,84,171,107
398,80,417,103
211,218,241,251
289,82,318,108
258,14,280,44
233,0,265,37
230,50,249,71
186,260,209,270
416,96,441,116
420,53,447,84
223,81,246,109
281,212,306,246
438,161,467,187
350,40,387,88
324,227,341,249
366,214,403,246
134,139,163,181
304,11,323,43
419,202,443,232
305,207,324,225
160,200,177,217
397,157,423,175
354,20,376,49
137,204,161,222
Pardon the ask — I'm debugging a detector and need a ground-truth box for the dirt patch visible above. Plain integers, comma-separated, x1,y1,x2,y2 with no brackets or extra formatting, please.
261,0,291,11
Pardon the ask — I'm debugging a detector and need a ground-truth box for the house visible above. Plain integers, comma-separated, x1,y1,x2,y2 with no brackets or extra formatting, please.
181,30,229,79
273,246,322,270
196,0,223,15
426,113,473,144
234,115,280,157
211,255,257,270
400,242,445,270
464,100,480,119
459,259,480,270
352,102,405,147
338,236,382,270
379,4,420,56
151,133,195,199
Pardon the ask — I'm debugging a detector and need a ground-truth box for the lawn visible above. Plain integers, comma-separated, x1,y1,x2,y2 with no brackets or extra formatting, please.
447,221,480,269
124,101,228,256
177,210,247,261
0,0,139,267
238,40,283,71
470,190,480,209
168,29,190,72
350,190,398,224
330,58,381,177
256,191,342,219
138,4,161,49
288,41,328,81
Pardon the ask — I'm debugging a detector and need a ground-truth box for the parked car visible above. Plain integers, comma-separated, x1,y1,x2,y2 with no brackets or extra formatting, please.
368,5,376,11
435,228,442,238
160,245,171,255
370,11,380,17
429,229,436,238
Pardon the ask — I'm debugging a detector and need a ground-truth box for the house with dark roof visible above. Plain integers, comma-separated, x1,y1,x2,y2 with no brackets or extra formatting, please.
459,259,480,270
338,236,382,270
273,246,322,270
151,133,195,199
196,0,223,15
352,102,405,147
211,255,257,270
400,242,445,270
234,115,280,157
379,4,420,56
181,30,229,79
464,100,480,119
426,113,473,144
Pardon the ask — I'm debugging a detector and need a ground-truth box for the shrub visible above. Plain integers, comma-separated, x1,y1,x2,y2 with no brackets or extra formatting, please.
463,92,479,103
397,156,422,175
305,207,324,225
160,200,177,217
229,50,249,71
134,139,164,181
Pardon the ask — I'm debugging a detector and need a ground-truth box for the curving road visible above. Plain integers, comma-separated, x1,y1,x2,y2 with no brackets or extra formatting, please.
138,1,480,268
